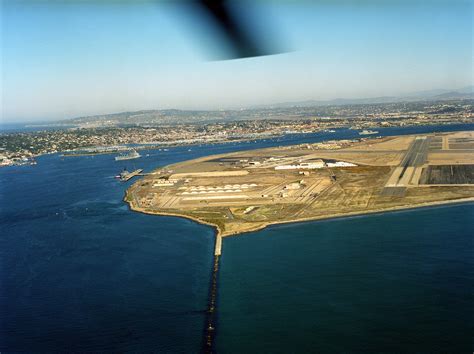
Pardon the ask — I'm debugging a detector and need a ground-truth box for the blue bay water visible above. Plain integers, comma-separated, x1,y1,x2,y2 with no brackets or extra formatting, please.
217,204,473,353
0,149,216,352
0,123,473,351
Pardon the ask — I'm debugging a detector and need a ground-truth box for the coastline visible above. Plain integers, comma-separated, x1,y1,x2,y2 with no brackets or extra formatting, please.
126,194,474,239
123,127,474,245
3,121,474,168
60,136,278,158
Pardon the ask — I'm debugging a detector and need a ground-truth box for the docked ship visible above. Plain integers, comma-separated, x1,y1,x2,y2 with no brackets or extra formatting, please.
115,149,141,161
359,130,379,135
115,168,143,181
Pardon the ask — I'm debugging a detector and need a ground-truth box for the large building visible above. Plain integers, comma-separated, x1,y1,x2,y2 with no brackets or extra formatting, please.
275,160,325,170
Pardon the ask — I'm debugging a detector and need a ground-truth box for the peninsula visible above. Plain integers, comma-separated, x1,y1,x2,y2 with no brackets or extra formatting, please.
126,131,474,248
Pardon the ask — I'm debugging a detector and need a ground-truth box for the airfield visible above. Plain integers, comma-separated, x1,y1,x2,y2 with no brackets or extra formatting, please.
126,131,474,248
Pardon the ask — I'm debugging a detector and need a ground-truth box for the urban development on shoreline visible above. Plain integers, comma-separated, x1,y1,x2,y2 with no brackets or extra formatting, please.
1,99,473,167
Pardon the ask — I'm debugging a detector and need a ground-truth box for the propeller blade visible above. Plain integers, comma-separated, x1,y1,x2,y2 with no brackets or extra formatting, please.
196,0,272,59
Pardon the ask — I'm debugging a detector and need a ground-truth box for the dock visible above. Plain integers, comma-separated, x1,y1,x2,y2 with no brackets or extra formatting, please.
120,169,143,181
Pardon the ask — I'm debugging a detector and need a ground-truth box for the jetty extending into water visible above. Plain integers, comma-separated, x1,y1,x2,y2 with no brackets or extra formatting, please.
119,169,143,181
214,235,222,256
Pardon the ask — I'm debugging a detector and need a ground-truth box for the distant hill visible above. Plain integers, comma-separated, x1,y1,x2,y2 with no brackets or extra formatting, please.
432,91,473,100
66,109,236,126
256,86,474,109
458,85,474,94
62,86,473,126
255,96,403,109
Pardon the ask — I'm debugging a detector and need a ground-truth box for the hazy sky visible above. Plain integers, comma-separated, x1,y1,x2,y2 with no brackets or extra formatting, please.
1,0,473,122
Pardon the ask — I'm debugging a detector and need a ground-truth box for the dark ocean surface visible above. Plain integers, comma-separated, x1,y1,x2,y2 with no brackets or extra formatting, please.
217,203,473,353
1,124,473,352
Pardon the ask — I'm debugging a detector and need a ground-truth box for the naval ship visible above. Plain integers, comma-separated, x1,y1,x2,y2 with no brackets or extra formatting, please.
359,129,379,135
115,149,141,161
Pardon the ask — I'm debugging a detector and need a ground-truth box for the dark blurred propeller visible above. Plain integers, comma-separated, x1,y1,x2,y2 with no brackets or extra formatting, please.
195,0,276,59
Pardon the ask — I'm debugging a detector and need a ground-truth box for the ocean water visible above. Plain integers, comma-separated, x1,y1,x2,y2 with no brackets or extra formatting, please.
1,124,473,351
217,204,473,353
0,149,215,352
0,122,74,133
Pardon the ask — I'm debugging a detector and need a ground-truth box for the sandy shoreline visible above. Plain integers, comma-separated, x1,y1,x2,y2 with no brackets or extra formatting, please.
126,195,474,239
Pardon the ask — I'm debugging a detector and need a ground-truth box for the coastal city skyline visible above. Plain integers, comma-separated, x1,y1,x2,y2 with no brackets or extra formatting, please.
2,0,472,121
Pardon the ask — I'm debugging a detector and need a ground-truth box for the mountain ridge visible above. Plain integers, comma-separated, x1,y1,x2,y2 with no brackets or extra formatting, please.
61,86,473,125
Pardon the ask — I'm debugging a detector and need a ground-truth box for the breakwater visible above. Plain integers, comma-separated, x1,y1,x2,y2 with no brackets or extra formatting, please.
203,253,221,352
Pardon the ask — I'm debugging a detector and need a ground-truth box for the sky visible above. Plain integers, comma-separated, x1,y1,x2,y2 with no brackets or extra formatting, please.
1,0,473,122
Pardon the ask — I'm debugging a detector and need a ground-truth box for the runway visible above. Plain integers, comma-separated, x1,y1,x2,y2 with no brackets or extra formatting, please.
382,136,430,196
